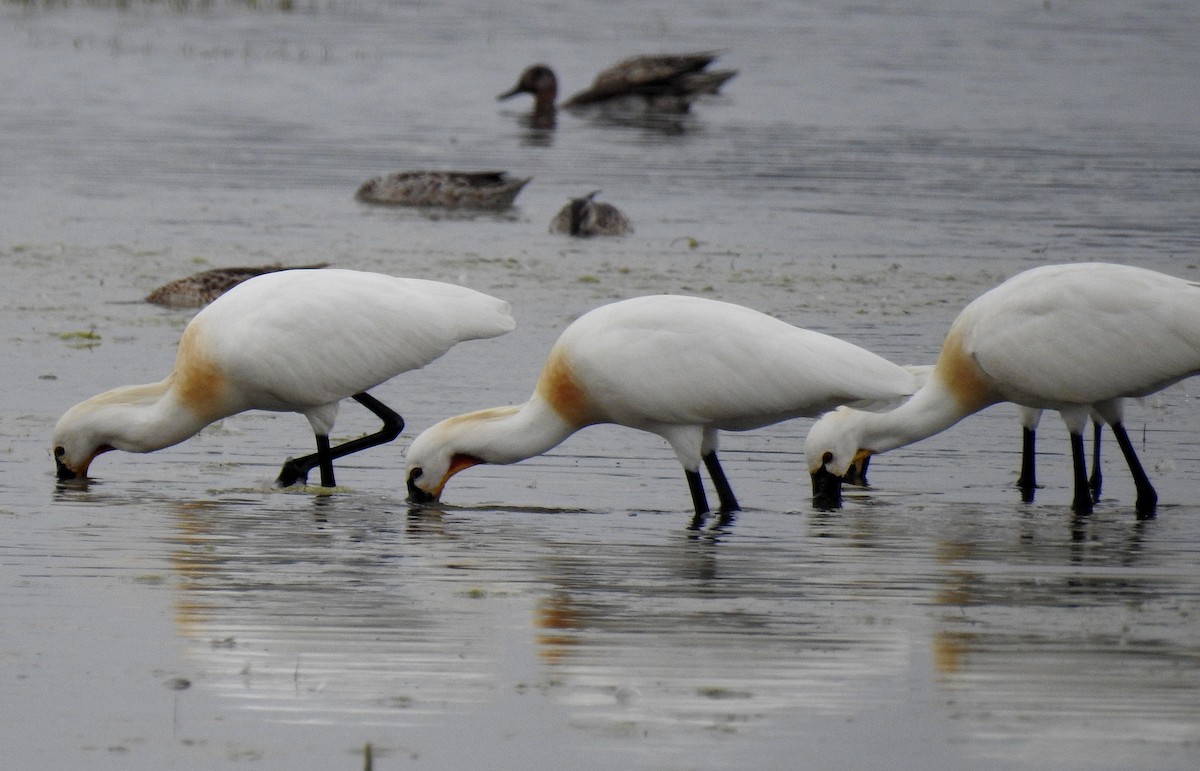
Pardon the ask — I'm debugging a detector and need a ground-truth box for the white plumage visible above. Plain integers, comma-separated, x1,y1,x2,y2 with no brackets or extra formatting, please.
404,294,917,524
53,269,515,487
855,366,1109,502
805,263,1200,516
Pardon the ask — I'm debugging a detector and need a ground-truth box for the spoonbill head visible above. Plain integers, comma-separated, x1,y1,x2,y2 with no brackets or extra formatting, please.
53,269,515,488
806,262,1200,516
405,294,916,525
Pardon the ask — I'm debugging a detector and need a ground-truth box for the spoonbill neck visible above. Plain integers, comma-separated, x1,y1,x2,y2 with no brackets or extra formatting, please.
859,373,996,455
83,378,222,454
455,397,582,465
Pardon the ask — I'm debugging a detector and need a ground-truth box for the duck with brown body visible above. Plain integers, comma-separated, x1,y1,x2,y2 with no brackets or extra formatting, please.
145,263,328,309
498,52,736,128
548,192,633,237
355,171,530,210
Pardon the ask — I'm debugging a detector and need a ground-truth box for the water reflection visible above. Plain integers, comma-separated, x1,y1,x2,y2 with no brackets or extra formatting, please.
168,496,501,726
929,508,1200,750
166,497,920,735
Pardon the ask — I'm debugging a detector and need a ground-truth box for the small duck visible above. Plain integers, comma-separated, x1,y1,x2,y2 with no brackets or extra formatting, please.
549,191,633,237
498,52,736,127
355,171,531,210
145,263,329,309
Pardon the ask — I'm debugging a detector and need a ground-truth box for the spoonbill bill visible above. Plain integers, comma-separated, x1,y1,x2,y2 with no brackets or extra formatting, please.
806,263,1200,517
53,269,515,488
404,294,917,525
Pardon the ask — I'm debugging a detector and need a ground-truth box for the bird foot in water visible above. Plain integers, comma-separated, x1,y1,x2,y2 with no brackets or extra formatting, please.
274,458,309,488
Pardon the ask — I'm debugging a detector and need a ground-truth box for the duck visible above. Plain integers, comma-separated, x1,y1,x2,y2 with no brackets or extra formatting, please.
145,263,328,309
805,263,1200,517
404,294,917,526
548,191,633,237
355,171,530,210
53,269,515,488
497,52,736,128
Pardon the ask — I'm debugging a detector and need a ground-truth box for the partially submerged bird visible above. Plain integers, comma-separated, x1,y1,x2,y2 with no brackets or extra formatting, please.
53,269,515,488
145,263,328,309
548,191,633,237
404,295,917,525
355,171,530,210
806,263,1200,517
498,52,737,127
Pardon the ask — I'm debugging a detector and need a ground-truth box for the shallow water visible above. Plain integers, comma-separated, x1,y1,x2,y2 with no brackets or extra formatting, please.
3,0,1200,768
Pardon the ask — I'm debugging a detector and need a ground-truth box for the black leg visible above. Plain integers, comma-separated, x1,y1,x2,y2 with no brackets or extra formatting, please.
702,451,740,513
849,455,870,487
315,434,336,487
275,392,405,488
1069,431,1093,515
1088,420,1103,502
1017,425,1037,502
1109,422,1157,518
685,468,710,529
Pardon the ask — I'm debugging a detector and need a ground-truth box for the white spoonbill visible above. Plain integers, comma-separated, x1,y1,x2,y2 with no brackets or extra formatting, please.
53,269,515,488
404,294,918,525
805,263,1200,517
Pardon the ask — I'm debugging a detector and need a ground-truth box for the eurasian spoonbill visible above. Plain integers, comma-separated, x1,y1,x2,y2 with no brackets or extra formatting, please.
53,269,515,488
404,294,916,525
806,263,1200,517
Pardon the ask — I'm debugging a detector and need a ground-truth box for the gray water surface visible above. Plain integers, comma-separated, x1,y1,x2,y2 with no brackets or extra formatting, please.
3,1,1200,768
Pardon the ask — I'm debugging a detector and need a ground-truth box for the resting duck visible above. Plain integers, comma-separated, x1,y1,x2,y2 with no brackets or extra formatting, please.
145,263,328,308
498,52,736,128
355,171,531,210
548,191,633,237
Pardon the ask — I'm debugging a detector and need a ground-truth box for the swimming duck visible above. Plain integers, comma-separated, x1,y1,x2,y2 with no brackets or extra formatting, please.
355,171,531,210
145,263,328,309
498,52,736,127
548,191,633,237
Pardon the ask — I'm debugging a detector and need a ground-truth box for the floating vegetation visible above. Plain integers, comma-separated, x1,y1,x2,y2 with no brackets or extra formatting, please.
57,329,101,349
